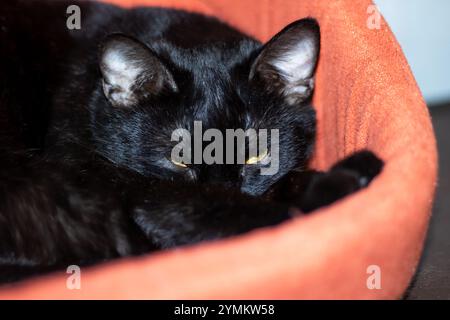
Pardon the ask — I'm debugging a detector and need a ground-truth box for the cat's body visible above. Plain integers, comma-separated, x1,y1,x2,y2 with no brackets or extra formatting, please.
0,0,382,283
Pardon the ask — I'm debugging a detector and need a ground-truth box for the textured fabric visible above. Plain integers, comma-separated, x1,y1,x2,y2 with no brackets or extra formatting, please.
0,0,437,299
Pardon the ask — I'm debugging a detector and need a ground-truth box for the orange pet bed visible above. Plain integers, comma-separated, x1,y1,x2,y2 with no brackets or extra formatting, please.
0,0,437,299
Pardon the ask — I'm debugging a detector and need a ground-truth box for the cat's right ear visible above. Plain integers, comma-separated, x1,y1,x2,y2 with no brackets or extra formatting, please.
99,34,177,108
249,18,320,106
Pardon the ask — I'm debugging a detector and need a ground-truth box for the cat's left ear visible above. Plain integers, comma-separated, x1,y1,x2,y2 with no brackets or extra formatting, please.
99,34,177,108
249,18,320,105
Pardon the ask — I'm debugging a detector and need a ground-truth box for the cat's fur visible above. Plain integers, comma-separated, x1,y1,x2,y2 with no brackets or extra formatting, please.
0,0,383,283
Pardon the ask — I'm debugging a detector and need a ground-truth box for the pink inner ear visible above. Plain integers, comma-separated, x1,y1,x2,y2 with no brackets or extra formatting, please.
249,20,319,105
270,38,317,82
100,35,178,107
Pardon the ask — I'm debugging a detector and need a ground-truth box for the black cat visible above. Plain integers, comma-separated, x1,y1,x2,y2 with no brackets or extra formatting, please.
0,0,383,283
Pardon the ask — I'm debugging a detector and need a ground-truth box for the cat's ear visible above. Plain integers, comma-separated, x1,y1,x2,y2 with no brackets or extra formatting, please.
99,34,177,108
249,18,320,105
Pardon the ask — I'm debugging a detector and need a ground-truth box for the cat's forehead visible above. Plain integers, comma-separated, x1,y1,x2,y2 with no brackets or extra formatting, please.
153,37,260,71
166,56,249,125
121,38,271,130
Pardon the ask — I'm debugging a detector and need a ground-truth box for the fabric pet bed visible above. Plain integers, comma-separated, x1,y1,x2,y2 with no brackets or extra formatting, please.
0,0,437,299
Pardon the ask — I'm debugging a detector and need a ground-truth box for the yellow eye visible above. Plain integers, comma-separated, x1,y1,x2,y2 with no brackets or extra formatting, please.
171,158,188,168
245,149,269,165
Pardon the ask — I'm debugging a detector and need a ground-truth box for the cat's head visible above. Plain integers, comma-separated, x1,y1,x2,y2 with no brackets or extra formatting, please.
92,18,320,196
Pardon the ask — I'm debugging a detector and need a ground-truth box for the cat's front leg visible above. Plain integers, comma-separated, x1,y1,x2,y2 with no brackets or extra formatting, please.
131,182,291,249
267,150,384,213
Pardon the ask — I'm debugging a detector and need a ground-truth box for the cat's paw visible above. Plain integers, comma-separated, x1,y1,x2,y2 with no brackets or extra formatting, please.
298,169,361,212
331,150,384,187
299,150,383,212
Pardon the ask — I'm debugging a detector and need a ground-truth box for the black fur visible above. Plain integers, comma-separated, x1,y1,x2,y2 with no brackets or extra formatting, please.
0,0,383,283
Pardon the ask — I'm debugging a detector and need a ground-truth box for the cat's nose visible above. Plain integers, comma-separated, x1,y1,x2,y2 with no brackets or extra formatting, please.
198,165,242,189
202,176,242,190
214,180,241,190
